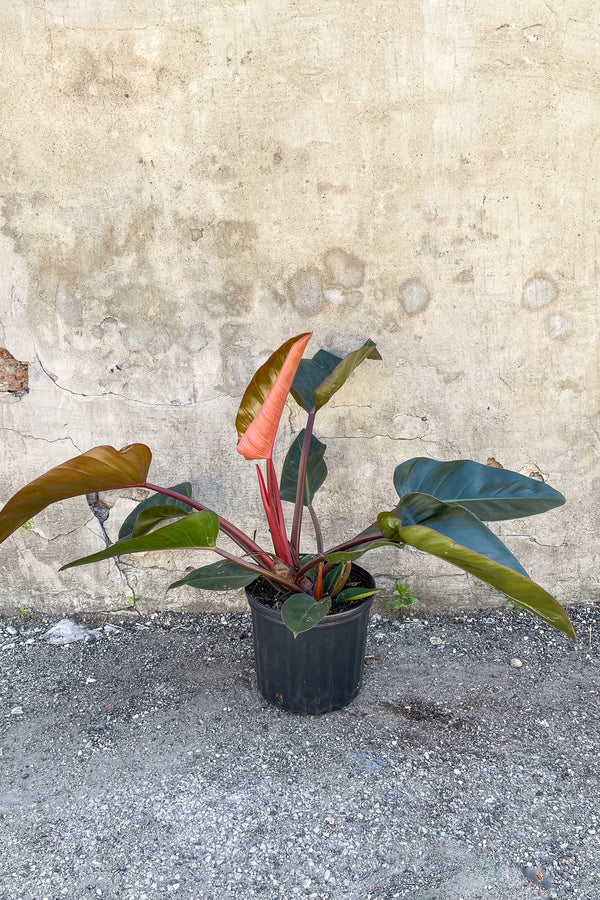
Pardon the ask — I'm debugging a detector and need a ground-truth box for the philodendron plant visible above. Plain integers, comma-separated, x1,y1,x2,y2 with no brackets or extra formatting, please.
0,332,575,641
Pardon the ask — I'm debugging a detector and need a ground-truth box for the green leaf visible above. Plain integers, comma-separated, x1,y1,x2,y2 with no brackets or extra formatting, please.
131,505,188,538
393,458,565,521
279,430,328,505
291,339,381,413
169,560,258,591
377,512,575,640
395,494,528,575
0,444,152,545
119,482,193,540
336,587,381,603
60,511,220,570
281,593,332,637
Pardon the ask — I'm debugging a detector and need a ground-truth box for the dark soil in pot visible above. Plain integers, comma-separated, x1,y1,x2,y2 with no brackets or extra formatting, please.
247,563,373,614
246,563,375,715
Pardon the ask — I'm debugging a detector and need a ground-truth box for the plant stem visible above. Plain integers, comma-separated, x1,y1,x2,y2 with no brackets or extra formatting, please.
308,505,323,555
255,465,293,564
212,548,299,593
290,412,315,555
295,529,386,579
143,483,272,568
266,458,285,536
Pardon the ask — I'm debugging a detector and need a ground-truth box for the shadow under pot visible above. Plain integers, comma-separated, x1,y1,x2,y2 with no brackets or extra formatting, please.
245,563,375,715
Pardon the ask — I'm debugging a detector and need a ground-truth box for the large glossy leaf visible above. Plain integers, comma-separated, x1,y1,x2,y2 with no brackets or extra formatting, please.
119,482,193,540
169,560,258,591
395,494,528,575
393,458,565,521
279,430,327,505
236,332,312,460
291,339,381,413
60,510,219,570
281,593,332,637
377,512,575,640
0,444,152,544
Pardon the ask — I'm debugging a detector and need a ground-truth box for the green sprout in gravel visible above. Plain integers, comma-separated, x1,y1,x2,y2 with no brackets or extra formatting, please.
386,580,419,612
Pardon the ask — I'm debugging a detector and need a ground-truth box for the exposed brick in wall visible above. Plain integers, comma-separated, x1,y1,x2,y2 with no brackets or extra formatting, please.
0,349,28,395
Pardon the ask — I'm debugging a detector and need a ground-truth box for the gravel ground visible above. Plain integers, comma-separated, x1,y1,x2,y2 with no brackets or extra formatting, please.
1,605,599,900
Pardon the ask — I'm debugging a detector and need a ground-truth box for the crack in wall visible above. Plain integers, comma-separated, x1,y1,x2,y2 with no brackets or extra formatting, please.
319,434,431,447
31,520,95,542
34,352,223,410
86,493,136,596
0,426,83,455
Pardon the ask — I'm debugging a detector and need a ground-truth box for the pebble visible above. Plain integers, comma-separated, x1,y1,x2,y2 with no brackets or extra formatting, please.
429,636,444,646
6,625,18,636
510,658,523,668
11,706,23,715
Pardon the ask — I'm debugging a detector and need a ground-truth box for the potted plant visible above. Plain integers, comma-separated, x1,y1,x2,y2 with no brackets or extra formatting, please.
0,332,575,713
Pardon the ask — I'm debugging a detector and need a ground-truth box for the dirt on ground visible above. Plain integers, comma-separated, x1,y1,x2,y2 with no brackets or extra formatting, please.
1,604,599,899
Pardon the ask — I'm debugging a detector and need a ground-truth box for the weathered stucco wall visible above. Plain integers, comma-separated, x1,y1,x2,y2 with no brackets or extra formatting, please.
0,1,598,615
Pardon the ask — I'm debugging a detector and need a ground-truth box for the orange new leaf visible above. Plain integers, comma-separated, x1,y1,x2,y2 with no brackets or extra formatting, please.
236,333,311,460
0,444,152,543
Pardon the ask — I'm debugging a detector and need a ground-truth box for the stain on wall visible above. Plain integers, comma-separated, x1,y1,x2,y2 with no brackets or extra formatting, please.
400,278,430,315
522,274,558,310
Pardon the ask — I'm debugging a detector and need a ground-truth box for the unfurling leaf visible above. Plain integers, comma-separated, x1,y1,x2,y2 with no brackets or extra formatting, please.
326,561,352,597
0,444,152,544
236,333,312,460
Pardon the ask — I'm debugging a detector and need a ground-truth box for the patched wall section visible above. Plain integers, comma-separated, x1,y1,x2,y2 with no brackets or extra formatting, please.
0,1,598,614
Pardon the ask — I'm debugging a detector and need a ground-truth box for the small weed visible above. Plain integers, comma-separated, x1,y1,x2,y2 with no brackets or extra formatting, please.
17,603,34,623
386,580,419,612
125,594,140,610
506,598,525,612
18,520,33,532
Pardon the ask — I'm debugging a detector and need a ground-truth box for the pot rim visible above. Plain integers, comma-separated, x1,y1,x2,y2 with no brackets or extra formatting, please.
245,586,374,629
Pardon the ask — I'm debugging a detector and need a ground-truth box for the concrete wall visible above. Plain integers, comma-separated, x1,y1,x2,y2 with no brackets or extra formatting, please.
1,1,598,615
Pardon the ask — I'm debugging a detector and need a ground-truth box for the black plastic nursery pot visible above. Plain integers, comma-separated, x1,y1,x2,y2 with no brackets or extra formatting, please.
245,563,375,715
